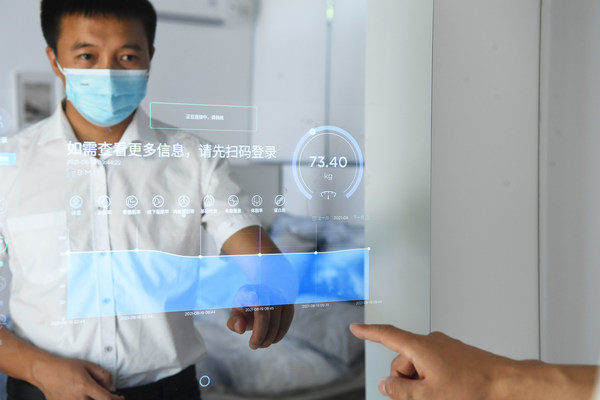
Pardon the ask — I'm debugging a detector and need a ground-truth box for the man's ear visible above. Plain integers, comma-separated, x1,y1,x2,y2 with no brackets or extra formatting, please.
46,47,65,84
150,46,156,62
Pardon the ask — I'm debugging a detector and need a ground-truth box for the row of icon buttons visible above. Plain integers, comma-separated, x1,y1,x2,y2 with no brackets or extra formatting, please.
69,195,287,209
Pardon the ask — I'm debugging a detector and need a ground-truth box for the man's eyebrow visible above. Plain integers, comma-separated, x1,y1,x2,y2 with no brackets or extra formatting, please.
122,43,143,51
71,42,97,51
69,43,144,51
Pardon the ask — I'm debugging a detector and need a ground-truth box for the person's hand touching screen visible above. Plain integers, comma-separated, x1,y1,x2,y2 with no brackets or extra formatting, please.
351,323,598,400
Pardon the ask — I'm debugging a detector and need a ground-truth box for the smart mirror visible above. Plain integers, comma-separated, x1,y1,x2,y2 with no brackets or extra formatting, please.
0,1,431,399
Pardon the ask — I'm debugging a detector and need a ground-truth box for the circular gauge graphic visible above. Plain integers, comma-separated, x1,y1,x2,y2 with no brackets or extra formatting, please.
292,126,364,200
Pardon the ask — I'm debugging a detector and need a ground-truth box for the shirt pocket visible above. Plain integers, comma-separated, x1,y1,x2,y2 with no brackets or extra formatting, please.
6,211,69,285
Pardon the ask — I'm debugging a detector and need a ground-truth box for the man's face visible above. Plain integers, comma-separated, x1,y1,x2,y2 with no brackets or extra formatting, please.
47,14,153,84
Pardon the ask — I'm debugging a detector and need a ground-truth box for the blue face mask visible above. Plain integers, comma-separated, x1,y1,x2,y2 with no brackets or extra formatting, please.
57,62,148,127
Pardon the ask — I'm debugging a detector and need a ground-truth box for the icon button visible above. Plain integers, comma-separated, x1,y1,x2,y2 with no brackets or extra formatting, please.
125,195,138,209
251,195,263,207
70,195,83,209
97,195,111,209
203,195,215,208
227,195,239,207
274,195,286,207
199,376,211,388
178,195,191,208
152,195,165,208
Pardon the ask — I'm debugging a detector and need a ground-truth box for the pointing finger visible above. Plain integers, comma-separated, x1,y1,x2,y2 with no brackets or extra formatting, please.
350,323,418,354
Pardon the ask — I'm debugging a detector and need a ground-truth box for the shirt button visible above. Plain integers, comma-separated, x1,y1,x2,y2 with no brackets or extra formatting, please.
105,346,113,352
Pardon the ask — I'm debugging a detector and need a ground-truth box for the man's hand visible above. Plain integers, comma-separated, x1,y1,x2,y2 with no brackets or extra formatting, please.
227,305,294,350
350,323,598,400
31,355,124,400
222,226,297,350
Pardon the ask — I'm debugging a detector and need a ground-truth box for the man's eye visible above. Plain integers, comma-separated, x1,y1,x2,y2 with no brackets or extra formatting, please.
78,54,93,61
121,54,137,62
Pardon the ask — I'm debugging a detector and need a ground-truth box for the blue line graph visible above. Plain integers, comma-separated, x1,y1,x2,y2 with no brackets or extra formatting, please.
67,249,369,318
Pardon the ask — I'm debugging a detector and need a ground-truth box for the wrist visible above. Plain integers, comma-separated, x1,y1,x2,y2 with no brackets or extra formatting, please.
487,358,521,400
490,358,549,400
27,349,56,389
492,359,597,400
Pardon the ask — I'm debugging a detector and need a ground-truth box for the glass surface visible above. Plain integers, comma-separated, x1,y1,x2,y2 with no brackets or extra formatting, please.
0,1,431,399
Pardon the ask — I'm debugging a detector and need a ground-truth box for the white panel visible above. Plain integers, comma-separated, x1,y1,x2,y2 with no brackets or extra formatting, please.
140,2,255,145
251,0,328,161
539,0,600,364
431,0,540,359
364,0,432,398
0,1,52,135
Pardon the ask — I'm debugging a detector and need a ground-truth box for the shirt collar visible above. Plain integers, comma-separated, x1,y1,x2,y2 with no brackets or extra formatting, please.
37,102,78,145
119,108,157,144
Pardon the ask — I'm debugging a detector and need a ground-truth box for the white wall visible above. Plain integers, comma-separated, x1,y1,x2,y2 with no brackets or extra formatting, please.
0,1,53,135
431,0,541,360
539,0,600,365
364,0,432,398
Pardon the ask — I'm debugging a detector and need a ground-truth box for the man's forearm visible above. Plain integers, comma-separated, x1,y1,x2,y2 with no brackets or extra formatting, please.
0,326,53,386
496,360,598,400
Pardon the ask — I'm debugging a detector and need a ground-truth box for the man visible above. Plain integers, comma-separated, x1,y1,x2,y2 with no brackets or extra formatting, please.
0,1,293,399
351,324,600,400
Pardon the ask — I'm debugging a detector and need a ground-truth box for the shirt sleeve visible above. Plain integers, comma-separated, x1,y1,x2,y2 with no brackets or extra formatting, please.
200,157,259,251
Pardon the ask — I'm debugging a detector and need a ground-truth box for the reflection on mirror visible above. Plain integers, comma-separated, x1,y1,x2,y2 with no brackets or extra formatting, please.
0,0,431,399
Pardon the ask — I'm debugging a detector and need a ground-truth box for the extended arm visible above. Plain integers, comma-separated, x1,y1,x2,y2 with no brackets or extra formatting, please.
351,324,598,400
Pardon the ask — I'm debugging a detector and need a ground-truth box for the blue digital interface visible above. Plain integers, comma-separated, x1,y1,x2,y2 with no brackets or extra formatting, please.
67,249,369,318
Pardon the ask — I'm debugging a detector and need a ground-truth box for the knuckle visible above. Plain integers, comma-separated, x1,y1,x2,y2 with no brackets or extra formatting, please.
429,330,446,338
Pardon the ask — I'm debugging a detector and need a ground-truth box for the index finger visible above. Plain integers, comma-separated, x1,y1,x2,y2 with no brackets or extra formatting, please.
350,323,417,354
249,310,270,350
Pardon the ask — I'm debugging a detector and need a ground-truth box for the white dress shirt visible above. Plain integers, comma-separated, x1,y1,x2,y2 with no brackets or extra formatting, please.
0,105,257,387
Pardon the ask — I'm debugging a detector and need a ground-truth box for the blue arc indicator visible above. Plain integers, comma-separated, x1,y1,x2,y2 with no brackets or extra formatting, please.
292,126,364,200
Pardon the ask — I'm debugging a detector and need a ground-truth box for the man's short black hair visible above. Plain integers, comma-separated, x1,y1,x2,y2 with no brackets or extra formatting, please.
41,0,157,54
